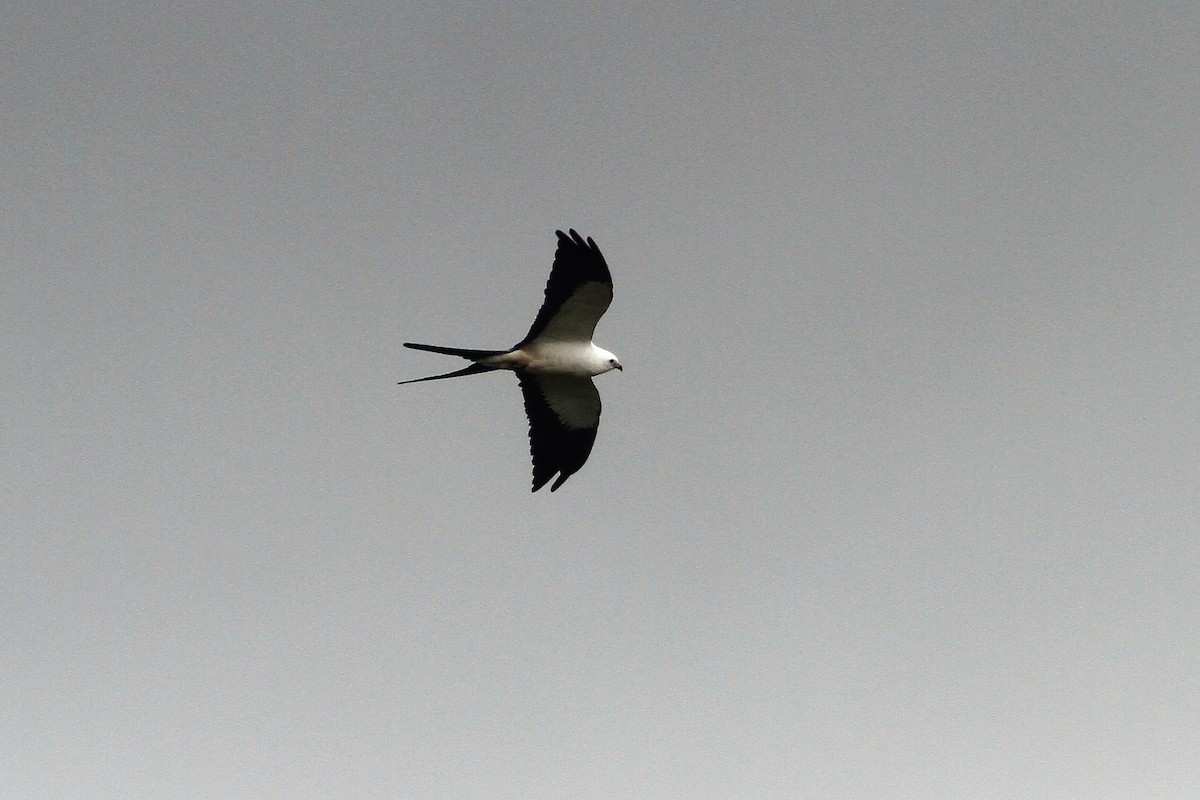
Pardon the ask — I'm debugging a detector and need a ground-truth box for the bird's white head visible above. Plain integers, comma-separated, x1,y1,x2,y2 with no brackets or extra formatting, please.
591,345,623,376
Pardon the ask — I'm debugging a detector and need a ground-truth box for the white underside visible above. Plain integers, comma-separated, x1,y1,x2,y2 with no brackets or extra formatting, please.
482,340,619,378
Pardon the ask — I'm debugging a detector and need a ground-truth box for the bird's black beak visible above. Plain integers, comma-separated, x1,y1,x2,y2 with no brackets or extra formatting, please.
615,364,623,371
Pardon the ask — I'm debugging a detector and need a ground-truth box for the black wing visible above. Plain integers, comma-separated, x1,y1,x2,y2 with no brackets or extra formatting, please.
518,374,602,492
516,230,613,346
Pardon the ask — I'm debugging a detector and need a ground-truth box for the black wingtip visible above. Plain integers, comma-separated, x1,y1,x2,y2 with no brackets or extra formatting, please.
556,228,589,247
529,472,570,492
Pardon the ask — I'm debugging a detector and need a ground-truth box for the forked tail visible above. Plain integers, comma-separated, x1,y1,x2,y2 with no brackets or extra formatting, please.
399,342,508,385
403,342,506,360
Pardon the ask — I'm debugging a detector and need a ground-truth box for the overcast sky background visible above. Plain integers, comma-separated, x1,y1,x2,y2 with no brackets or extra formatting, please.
4,2,1199,798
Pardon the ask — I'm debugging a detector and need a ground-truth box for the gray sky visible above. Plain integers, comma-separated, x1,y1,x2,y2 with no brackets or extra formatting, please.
4,2,1199,798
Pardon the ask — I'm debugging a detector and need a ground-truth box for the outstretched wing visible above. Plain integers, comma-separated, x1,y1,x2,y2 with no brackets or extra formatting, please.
516,229,613,346
518,374,602,492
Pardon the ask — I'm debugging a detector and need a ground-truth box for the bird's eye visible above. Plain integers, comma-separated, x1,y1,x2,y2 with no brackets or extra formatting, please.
609,359,616,364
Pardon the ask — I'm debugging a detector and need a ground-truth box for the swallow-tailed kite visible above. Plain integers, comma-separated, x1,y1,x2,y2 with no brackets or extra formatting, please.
400,229,622,492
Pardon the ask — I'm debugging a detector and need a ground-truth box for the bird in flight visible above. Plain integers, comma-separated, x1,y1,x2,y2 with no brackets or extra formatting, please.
400,229,622,492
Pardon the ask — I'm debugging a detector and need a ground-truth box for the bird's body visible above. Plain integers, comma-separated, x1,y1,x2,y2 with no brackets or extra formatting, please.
400,230,621,492
477,341,621,377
